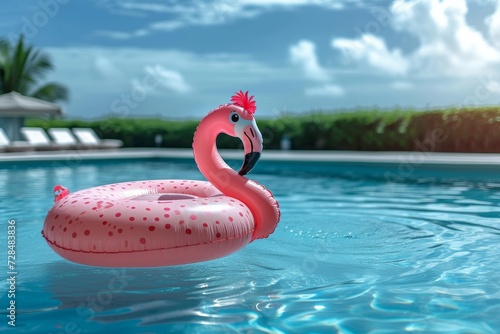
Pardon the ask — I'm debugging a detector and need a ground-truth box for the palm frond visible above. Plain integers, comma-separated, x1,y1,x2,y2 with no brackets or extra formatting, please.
31,82,69,102
0,38,11,94
0,35,68,101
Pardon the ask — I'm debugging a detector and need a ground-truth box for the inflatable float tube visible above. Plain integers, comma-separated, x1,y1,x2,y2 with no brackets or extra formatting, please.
42,91,280,267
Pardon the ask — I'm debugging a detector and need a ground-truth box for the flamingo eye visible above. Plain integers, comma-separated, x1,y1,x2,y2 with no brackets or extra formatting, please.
230,111,239,123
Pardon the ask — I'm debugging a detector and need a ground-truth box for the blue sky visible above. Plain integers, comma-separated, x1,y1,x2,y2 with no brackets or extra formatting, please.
1,0,500,119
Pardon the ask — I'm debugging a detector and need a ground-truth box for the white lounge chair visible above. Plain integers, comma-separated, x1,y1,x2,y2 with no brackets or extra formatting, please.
20,127,69,150
72,128,123,149
48,128,83,149
0,128,34,152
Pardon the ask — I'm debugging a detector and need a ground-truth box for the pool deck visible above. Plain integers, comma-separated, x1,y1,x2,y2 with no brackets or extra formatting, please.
1,148,500,167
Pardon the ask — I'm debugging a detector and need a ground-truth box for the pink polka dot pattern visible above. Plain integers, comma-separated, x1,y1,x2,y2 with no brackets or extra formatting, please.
41,179,256,266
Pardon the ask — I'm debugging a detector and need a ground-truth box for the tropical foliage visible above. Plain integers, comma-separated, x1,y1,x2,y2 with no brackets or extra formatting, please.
26,106,500,153
0,35,68,102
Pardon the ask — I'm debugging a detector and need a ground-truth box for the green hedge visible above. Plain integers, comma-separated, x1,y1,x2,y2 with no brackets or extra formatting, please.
26,106,500,152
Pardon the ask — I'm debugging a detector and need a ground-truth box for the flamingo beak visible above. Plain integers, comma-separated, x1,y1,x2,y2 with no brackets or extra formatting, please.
239,152,261,175
238,122,263,176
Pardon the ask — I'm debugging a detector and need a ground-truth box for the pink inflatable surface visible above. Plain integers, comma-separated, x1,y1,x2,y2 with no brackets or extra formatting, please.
42,91,280,267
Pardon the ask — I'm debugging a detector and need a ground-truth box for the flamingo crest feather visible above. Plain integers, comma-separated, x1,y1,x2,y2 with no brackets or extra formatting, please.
230,90,257,114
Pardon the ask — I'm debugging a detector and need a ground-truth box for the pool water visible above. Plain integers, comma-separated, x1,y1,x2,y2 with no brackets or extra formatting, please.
1,158,500,333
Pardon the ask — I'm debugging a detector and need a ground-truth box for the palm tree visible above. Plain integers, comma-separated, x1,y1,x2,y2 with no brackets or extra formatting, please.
0,35,68,102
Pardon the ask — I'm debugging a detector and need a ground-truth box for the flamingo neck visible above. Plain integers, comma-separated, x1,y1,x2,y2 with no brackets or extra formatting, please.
192,116,280,240
192,116,237,190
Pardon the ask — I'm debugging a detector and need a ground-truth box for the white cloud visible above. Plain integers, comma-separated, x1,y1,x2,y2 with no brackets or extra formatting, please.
332,34,408,75
289,40,345,97
486,81,500,94
332,0,500,78
146,66,191,94
94,28,149,40
92,56,120,78
149,2,259,30
93,0,362,37
305,84,344,97
44,46,300,118
392,0,500,76
120,3,172,13
239,0,344,9
42,44,500,120
487,1,500,48
289,40,329,82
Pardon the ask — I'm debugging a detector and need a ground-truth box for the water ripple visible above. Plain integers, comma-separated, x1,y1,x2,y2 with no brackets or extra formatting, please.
1,162,500,333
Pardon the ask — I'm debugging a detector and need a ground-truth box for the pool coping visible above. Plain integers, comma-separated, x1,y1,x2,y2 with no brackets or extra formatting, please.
1,148,500,167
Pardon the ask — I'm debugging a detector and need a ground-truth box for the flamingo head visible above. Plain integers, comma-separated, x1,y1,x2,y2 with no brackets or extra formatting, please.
214,91,263,175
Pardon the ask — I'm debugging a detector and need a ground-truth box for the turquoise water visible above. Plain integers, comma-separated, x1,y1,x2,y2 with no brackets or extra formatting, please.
1,158,500,333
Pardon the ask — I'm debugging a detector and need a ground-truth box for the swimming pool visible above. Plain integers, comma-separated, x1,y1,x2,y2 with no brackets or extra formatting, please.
1,157,500,333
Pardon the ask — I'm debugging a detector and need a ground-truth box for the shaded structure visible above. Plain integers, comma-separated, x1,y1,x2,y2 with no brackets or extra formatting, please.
0,92,63,140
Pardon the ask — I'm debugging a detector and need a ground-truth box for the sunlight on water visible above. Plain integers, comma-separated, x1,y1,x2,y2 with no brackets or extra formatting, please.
1,160,500,333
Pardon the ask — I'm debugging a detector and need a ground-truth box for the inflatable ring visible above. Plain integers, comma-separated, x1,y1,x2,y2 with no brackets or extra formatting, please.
42,91,280,267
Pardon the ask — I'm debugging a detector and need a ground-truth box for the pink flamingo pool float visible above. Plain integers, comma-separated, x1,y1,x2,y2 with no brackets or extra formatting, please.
42,91,280,267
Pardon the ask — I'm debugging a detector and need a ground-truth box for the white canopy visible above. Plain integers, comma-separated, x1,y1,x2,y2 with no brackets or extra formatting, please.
0,91,63,117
